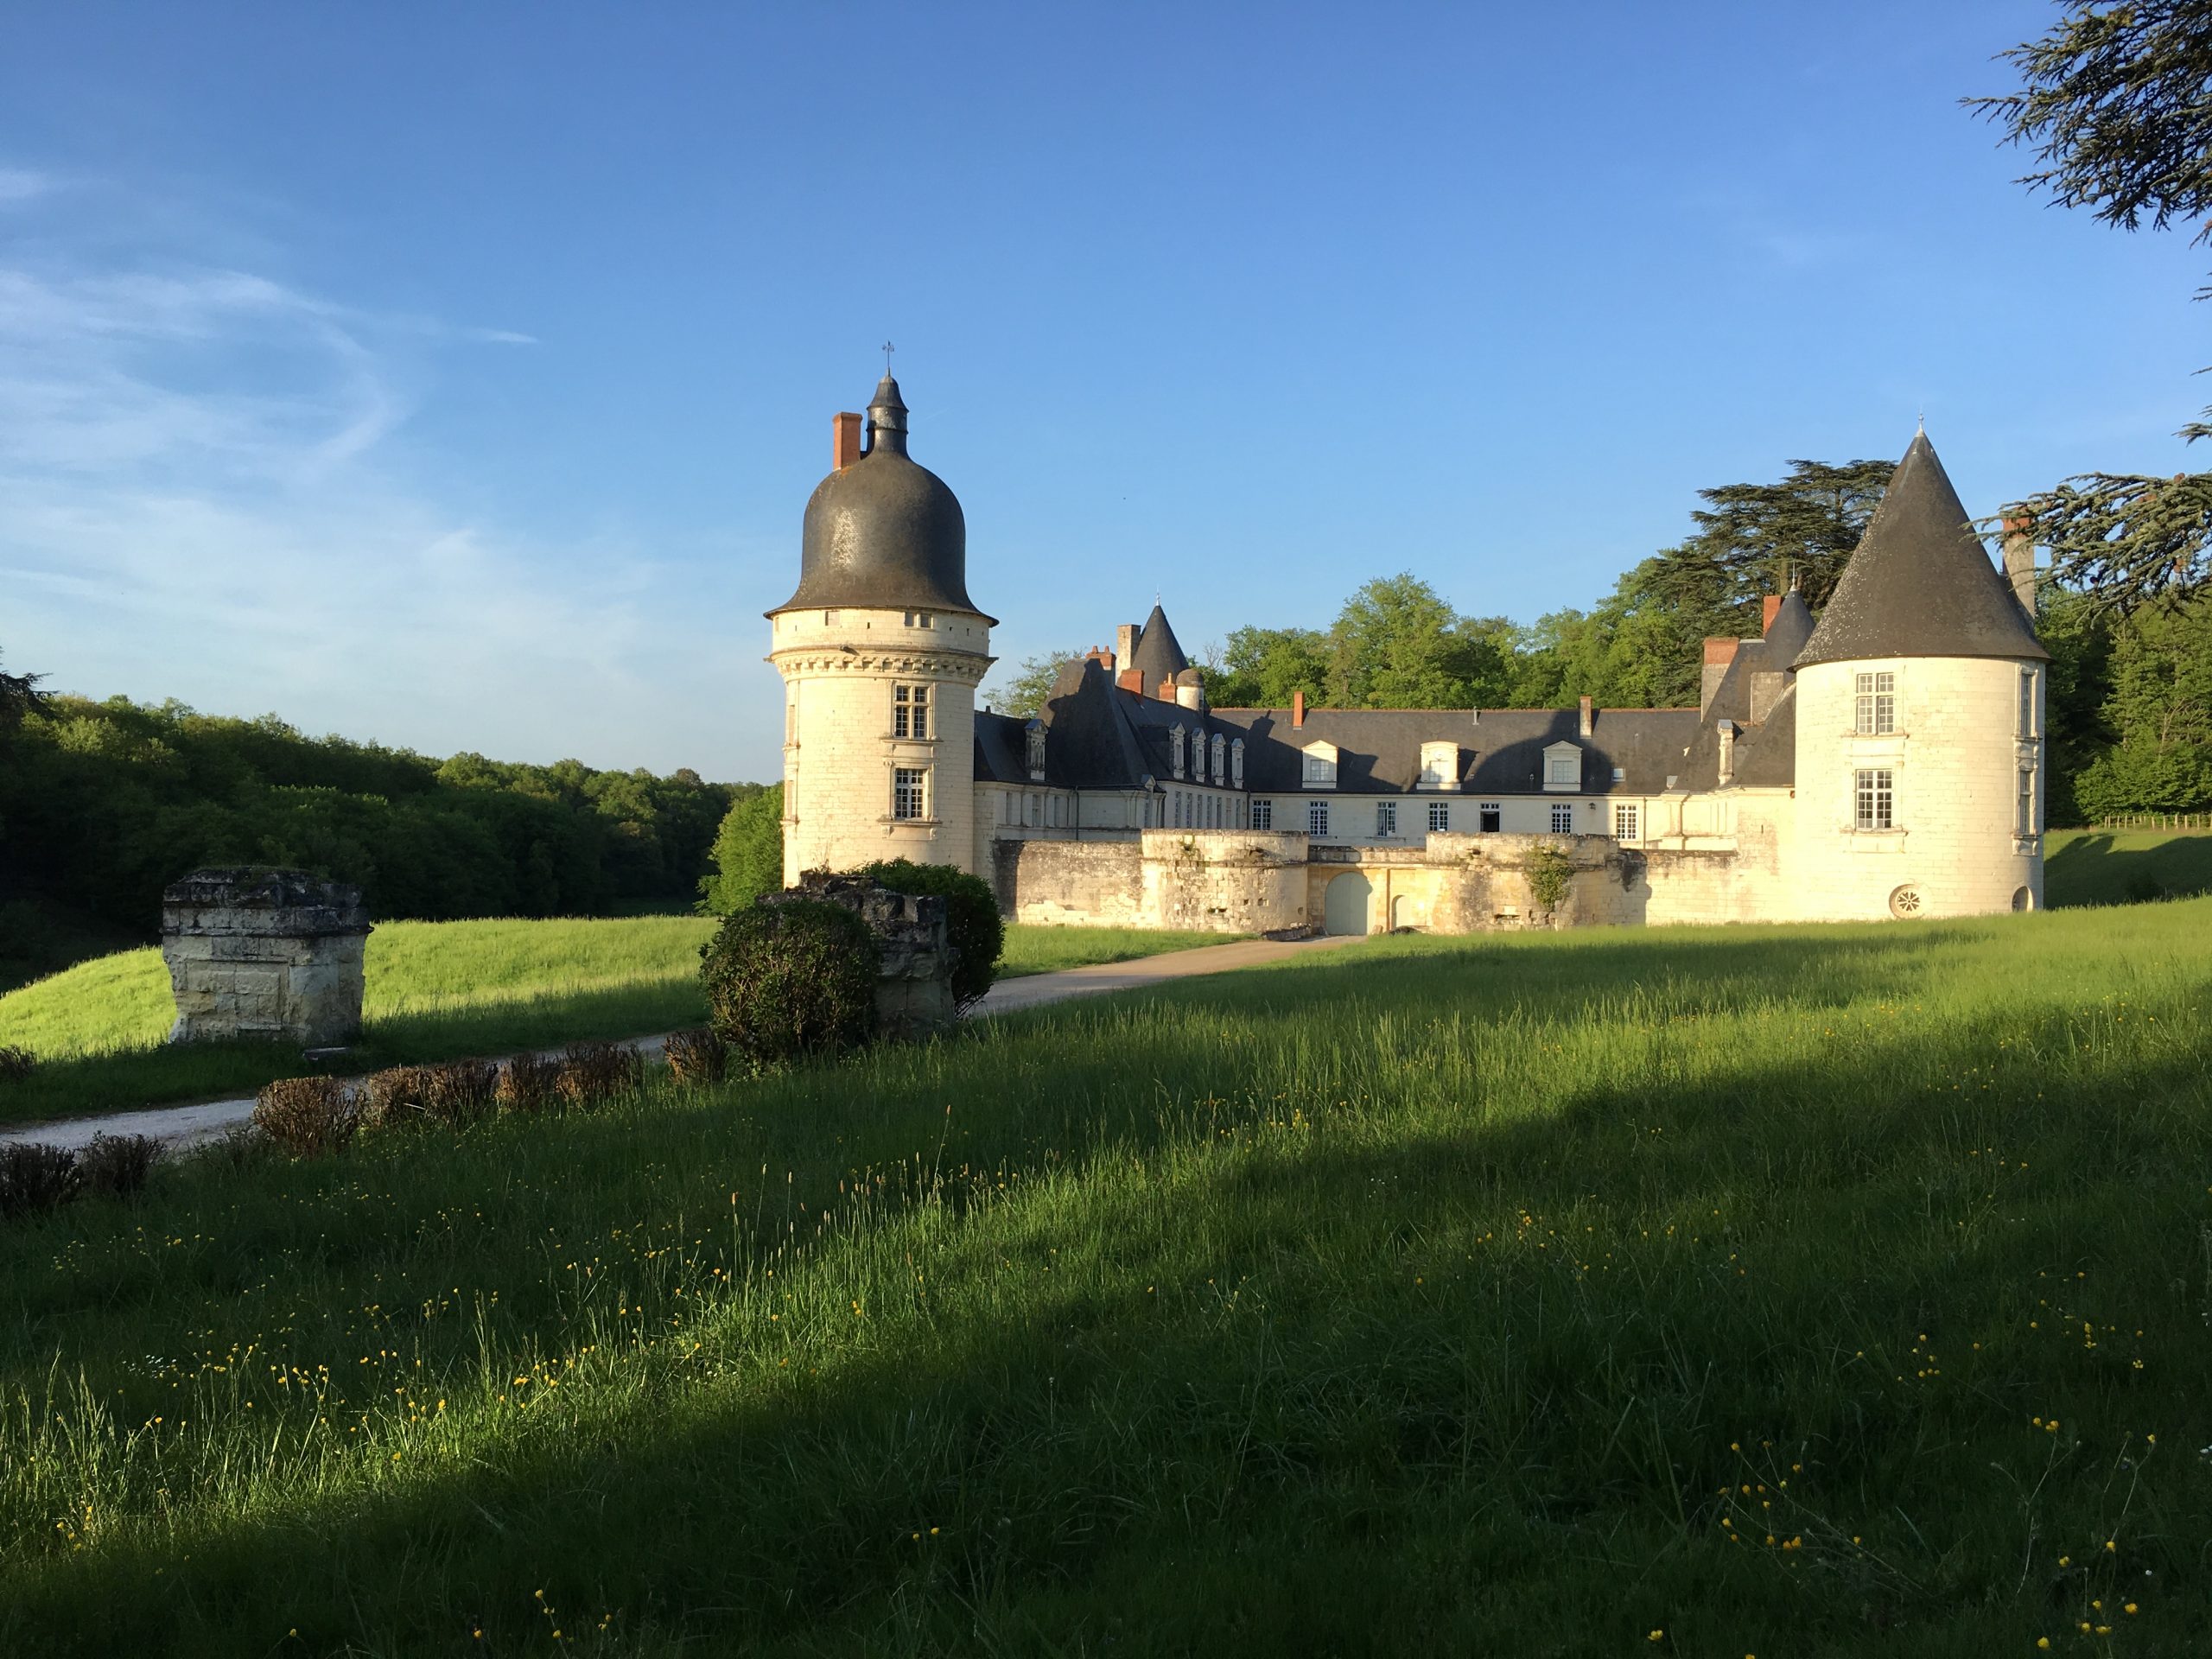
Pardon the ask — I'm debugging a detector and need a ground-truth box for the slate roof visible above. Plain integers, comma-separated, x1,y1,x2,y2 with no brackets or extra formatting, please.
1209,705,1712,795
1126,604,1190,690
771,375,992,621
1794,430,2046,667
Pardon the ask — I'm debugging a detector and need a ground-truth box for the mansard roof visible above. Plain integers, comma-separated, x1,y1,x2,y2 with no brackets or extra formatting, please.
1794,430,2047,668
1211,706,1709,795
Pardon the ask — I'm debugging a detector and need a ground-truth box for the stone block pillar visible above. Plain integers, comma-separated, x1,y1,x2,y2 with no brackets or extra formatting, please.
161,868,372,1047
762,874,957,1042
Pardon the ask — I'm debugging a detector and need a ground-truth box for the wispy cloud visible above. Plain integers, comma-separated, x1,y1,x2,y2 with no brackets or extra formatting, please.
0,168,54,205
0,184,760,775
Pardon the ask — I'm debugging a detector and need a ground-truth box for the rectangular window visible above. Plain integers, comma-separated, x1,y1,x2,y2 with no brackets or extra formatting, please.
893,767,927,821
1428,800,1450,832
1376,800,1397,837
1479,803,1501,833
2018,766,2037,836
1854,671,1896,735
2018,668,2038,738
893,683,930,740
1545,753,1580,785
823,608,840,626
1550,803,1573,834
1854,767,1894,831
1614,804,1639,841
1307,801,1330,836
902,610,933,629
1252,798,1274,830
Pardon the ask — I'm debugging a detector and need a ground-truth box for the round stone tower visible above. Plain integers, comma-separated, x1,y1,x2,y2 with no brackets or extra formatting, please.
1789,429,2050,920
766,375,995,883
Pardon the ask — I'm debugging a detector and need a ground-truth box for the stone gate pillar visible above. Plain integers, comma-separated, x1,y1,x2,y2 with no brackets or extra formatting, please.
161,868,372,1046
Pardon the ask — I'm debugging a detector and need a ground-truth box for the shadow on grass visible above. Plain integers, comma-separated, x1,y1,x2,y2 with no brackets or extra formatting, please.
2046,831,2212,907
0,979,708,1128
5,953,2209,1655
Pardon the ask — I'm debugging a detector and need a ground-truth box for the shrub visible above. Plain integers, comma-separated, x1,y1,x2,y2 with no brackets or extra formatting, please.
0,1142,76,1217
856,858,1005,1012
700,899,878,1071
663,1027,728,1087
0,1045,34,1084
497,1052,561,1116
359,1065,435,1133
555,1041,644,1109
77,1134,160,1200
201,1124,272,1172
1525,842,1575,918
423,1058,501,1125
698,785,785,915
251,1076,362,1158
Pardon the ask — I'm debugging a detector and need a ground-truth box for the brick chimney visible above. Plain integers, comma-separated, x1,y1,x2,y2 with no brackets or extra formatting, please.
1116,668,1143,696
833,411,862,471
1085,645,1116,672
1292,690,1306,728
1578,694,1593,738
2001,508,2037,619
1762,594,1783,634
1699,637,1740,718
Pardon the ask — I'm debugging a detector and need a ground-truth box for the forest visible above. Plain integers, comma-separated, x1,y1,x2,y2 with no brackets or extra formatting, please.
0,695,753,988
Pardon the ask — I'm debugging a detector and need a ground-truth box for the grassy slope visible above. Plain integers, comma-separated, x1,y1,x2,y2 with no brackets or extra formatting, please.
1,904,2207,1655
0,919,1231,1125
2046,828,2212,907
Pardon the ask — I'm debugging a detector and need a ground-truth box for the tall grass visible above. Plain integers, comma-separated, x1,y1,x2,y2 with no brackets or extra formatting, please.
0,918,1231,1125
2046,827,2212,906
0,902,2206,1653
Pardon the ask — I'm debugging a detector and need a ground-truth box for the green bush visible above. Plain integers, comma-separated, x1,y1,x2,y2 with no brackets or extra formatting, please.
1524,842,1574,918
698,785,784,915
856,858,1004,1012
700,899,878,1070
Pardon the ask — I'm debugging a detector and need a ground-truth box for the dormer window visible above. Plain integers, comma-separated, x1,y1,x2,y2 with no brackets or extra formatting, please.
1025,719,1046,778
1210,734,1226,785
1301,740,1338,789
1418,741,1459,790
1171,725,1186,779
1230,739,1244,790
1541,741,1581,792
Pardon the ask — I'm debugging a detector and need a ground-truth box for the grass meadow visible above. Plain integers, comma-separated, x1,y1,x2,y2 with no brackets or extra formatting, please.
0,918,1225,1126
2044,829,2212,908
1,899,2207,1654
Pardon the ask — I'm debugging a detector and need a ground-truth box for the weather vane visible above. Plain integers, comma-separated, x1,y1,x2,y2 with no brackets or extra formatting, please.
881,340,895,374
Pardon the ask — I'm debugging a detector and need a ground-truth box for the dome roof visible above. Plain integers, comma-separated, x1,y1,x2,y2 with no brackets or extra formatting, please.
1794,429,2045,668
770,375,992,621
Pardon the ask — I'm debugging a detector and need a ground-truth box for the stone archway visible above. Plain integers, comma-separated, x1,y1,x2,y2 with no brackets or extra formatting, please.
1324,870,1372,936
1390,893,1415,931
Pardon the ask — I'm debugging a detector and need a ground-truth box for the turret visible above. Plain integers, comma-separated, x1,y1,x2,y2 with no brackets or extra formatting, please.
766,376,995,883
1789,429,2050,919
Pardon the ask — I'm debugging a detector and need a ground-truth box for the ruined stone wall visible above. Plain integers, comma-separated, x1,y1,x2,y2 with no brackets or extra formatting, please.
762,873,957,1041
1139,830,1308,933
991,836,1147,926
161,868,371,1047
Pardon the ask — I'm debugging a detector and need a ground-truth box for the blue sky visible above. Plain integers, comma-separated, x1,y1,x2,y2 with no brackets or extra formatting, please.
3,2,2203,783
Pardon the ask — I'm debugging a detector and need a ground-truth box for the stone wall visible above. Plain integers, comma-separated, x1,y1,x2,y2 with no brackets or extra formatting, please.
1138,830,1309,933
161,868,371,1047
992,836,1147,926
762,873,957,1041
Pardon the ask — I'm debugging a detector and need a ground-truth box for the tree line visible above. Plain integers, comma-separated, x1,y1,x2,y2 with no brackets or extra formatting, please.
0,690,755,964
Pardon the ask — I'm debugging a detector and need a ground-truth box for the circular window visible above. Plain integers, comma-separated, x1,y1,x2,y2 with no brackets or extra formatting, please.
1888,885,1924,919
2012,886,2034,912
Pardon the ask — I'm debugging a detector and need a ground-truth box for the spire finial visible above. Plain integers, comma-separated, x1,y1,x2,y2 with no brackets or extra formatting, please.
880,340,895,375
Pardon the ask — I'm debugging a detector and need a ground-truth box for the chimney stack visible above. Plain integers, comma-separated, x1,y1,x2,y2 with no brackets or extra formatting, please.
1699,637,1740,717
1116,622,1141,664
1116,668,1143,696
1763,594,1783,634
2001,508,2037,620
1578,694,1593,738
1292,690,1306,728
1085,646,1116,672
833,412,862,471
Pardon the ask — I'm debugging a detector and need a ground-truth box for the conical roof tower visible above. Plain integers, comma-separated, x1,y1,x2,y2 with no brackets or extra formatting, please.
1128,602,1191,689
1794,430,2046,667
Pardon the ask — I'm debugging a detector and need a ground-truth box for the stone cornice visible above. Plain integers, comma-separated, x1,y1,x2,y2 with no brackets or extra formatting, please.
771,647,992,683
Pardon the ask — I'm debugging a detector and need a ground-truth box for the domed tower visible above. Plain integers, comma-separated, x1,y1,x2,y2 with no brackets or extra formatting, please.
1789,429,2050,919
766,375,995,883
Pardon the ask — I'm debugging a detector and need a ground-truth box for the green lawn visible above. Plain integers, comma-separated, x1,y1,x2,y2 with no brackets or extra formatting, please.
2046,826,2212,906
0,918,1230,1125
1,903,2207,1653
